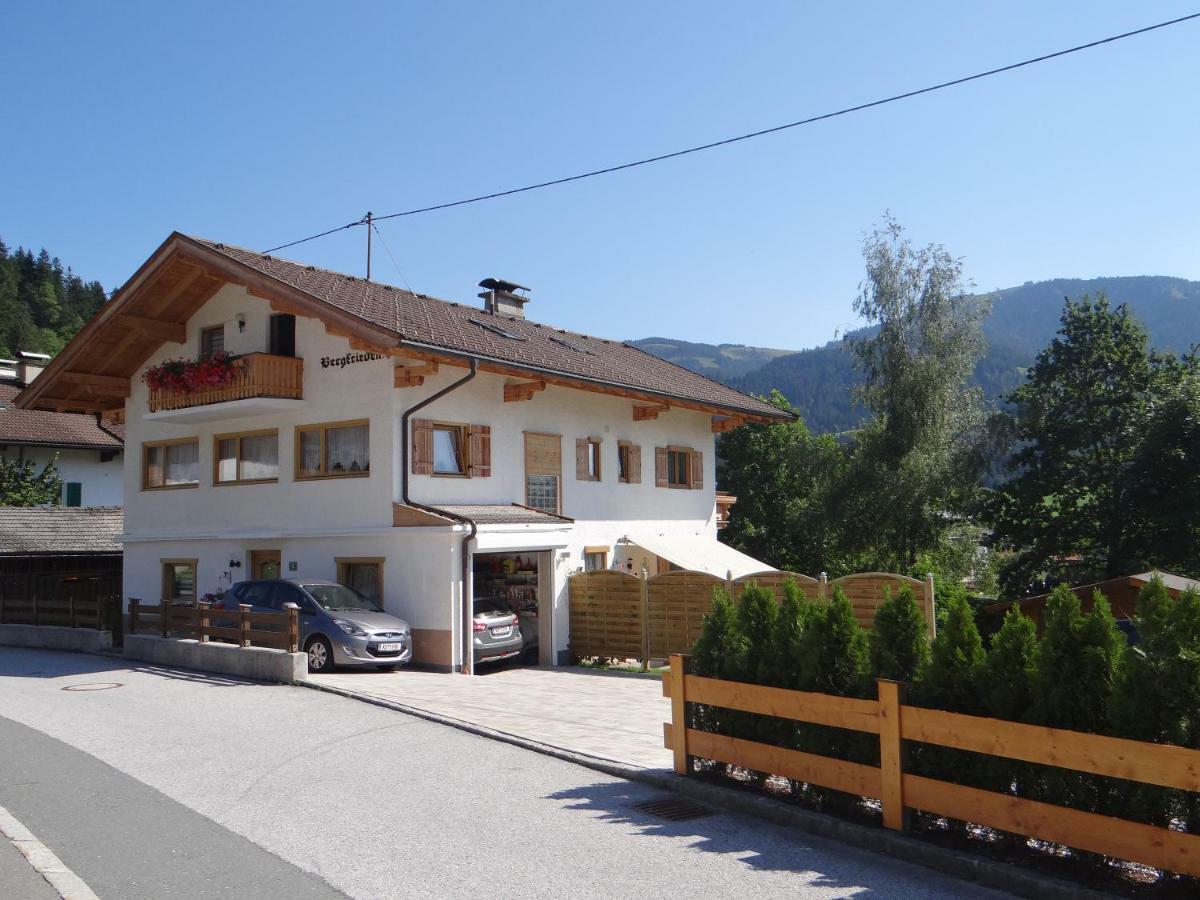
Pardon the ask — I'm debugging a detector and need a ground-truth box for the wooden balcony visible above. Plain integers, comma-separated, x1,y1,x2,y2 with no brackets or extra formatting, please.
148,353,304,413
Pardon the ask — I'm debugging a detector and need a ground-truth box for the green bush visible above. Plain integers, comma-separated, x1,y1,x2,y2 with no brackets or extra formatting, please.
869,586,930,682
771,579,818,690
1110,579,1200,829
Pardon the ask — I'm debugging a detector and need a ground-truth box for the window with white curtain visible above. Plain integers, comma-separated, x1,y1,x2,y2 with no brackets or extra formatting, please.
143,439,199,489
296,421,370,479
215,431,279,484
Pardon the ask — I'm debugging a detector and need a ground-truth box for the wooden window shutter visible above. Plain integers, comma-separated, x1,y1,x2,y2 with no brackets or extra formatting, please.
654,447,668,488
628,443,642,484
576,438,589,480
411,419,434,475
690,450,704,490
468,425,491,478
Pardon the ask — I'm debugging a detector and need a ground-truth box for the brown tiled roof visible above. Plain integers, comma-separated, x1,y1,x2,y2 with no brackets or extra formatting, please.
0,381,124,450
190,237,789,420
0,506,123,555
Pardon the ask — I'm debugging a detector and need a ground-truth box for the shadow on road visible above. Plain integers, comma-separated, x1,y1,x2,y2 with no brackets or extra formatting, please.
547,779,932,897
0,647,259,687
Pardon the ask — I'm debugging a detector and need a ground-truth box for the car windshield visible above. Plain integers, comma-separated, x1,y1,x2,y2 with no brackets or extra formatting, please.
303,583,381,612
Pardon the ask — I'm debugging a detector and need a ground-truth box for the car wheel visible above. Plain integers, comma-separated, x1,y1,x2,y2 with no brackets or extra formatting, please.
376,664,397,672
306,636,334,673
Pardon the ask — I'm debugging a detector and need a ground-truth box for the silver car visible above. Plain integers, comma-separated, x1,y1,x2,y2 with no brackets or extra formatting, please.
223,579,413,673
473,598,523,666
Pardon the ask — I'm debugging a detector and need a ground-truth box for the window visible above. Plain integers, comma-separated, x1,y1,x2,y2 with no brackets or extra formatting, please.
64,482,82,507
215,430,279,484
412,420,491,477
161,559,197,603
337,557,383,606
200,325,225,360
583,547,608,572
296,420,369,479
655,446,703,490
575,437,601,482
433,424,467,475
617,442,641,484
143,438,200,489
668,450,690,487
525,432,561,514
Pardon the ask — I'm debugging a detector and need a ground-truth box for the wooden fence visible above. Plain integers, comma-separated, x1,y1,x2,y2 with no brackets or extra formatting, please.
662,654,1200,878
128,599,299,652
0,572,122,634
568,569,935,665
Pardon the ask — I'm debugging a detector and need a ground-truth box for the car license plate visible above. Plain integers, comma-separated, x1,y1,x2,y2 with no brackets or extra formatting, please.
377,642,401,652
490,626,511,637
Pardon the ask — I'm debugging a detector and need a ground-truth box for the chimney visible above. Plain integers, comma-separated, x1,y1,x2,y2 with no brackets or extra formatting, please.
478,278,531,319
16,350,50,385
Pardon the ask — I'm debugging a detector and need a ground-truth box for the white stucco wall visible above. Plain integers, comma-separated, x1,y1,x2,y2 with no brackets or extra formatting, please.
3,446,123,507
119,281,737,668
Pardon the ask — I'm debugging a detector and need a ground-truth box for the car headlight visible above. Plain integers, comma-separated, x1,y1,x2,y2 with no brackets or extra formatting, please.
333,619,368,637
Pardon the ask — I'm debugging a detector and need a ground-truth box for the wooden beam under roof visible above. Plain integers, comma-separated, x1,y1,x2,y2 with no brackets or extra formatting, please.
394,361,438,388
503,380,546,402
59,372,131,396
633,403,670,421
711,415,745,433
33,397,113,413
116,314,186,344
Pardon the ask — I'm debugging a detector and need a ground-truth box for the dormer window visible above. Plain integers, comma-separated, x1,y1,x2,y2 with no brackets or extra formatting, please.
200,325,225,360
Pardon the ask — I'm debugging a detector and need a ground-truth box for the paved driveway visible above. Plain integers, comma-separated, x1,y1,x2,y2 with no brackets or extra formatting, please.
309,665,673,769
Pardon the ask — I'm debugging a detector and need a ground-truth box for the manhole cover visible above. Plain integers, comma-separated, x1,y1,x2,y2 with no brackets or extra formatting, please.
634,796,713,822
61,682,123,692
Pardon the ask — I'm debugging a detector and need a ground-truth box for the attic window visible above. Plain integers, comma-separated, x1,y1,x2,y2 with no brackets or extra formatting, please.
468,318,525,341
548,334,593,355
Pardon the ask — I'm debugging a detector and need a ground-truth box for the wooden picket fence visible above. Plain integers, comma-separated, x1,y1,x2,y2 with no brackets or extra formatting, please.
128,599,299,652
662,654,1200,878
568,569,935,666
0,574,122,634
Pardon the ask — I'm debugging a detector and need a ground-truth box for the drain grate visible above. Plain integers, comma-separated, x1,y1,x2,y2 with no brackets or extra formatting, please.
634,796,713,822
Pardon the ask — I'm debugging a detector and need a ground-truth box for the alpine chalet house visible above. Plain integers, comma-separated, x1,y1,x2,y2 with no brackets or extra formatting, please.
16,233,787,671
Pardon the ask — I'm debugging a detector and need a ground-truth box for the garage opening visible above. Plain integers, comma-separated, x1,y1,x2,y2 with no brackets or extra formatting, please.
471,552,543,670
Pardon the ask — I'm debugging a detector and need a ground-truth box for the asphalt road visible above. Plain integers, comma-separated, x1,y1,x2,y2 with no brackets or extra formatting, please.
0,648,1006,899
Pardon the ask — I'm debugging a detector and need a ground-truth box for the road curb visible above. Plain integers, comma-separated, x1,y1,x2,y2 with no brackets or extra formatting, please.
298,679,1109,900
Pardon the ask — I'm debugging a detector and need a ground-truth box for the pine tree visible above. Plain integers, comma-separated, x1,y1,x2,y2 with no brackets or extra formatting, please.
736,581,779,685
869,586,930,682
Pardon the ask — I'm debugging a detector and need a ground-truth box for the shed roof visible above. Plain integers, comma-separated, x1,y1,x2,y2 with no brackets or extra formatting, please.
0,506,123,556
0,381,123,450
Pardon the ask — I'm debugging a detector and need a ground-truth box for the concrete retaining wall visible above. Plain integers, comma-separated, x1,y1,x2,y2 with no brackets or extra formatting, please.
124,635,307,684
0,624,113,654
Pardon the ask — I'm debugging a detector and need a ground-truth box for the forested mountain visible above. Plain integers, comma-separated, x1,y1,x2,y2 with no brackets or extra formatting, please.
637,276,1200,433
0,238,108,359
629,337,792,379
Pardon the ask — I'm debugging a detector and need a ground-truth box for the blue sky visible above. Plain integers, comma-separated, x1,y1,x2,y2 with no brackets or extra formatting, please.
3,2,1198,350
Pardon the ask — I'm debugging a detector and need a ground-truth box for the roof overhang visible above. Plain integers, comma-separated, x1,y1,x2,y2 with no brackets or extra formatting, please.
17,232,792,424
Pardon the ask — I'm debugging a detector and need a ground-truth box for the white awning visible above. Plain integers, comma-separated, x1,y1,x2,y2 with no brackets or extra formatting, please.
619,532,774,579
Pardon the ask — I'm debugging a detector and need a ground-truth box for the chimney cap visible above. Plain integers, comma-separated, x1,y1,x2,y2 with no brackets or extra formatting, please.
478,277,529,294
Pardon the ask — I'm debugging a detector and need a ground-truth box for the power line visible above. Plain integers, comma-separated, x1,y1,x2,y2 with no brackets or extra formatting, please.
262,12,1200,255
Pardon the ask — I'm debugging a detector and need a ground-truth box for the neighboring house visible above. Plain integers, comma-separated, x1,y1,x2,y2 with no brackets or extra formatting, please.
16,233,788,671
0,353,124,507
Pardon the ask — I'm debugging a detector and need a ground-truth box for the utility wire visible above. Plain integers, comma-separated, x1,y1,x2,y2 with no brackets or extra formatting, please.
262,12,1200,255
370,223,417,295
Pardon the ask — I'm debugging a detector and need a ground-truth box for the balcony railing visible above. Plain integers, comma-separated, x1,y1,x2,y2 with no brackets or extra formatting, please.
148,353,304,413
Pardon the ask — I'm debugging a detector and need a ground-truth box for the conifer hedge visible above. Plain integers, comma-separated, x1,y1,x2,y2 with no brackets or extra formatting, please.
688,576,1200,843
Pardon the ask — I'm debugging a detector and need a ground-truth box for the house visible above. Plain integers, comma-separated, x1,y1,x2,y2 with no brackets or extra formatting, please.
15,233,788,671
0,352,125,507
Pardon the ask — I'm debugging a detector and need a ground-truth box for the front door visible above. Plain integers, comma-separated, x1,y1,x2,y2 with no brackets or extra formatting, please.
250,550,281,581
